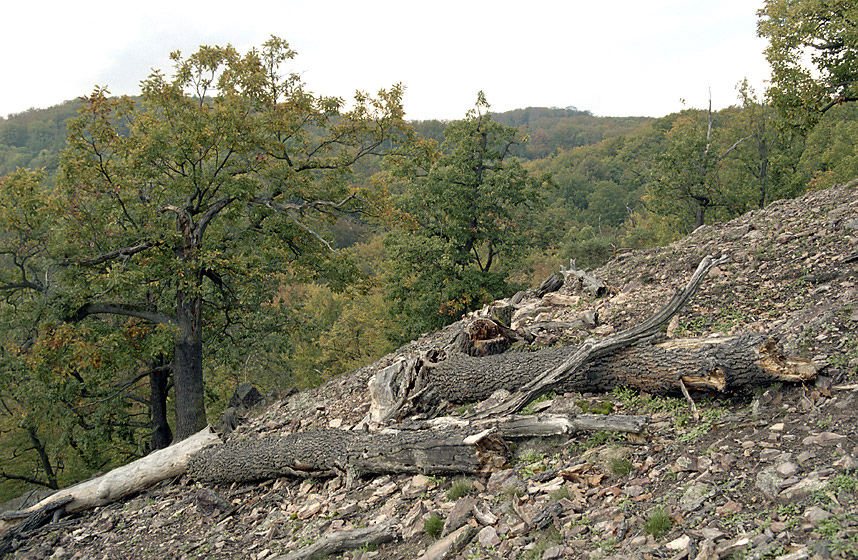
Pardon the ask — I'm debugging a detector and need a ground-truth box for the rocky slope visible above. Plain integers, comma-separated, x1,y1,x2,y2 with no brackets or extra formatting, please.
5,182,858,560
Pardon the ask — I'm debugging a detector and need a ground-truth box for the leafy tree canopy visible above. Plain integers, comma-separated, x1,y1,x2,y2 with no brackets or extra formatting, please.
758,0,858,131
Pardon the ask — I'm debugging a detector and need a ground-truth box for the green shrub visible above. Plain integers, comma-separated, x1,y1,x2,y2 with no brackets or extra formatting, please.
644,506,672,539
446,478,473,501
424,514,444,539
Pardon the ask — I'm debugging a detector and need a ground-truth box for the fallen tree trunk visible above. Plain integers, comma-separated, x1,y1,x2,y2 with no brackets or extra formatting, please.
402,334,814,412
1,427,220,528
369,255,815,422
273,520,399,560
186,413,648,485
187,428,511,484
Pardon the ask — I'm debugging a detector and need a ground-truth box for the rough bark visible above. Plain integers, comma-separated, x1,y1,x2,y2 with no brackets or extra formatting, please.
369,255,813,422
473,254,730,418
186,427,511,484
411,334,814,408
149,359,173,450
273,520,398,560
174,289,206,440
186,413,648,485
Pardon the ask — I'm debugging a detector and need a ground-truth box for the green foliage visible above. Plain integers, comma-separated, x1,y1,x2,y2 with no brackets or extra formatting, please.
424,513,444,539
758,0,858,132
382,93,552,342
446,478,473,501
608,456,634,477
0,37,410,496
644,506,673,539
0,100,81,176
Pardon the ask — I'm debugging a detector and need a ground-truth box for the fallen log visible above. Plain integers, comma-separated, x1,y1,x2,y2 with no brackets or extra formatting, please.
0,426,220,529
369,255,814,422
273,520,399,560
186,427,511,484
186,412,648,485
395,333,814,414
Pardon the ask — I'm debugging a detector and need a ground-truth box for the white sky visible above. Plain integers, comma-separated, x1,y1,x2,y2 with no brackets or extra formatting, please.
1,0,770,121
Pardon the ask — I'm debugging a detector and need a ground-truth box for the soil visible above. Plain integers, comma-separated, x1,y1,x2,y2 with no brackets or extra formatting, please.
4,183,858,560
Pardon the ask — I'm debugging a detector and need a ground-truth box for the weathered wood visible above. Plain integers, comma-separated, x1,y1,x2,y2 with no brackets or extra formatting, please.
418,413,649,438
273,520,398,560
368,255,815,422
415,333,815,407
473,255,730,418
186,428,511,484
186,413,648,485
2,426,220,524
562,260,608,297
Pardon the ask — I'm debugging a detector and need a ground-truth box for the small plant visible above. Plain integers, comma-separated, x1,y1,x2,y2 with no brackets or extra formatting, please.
501,483,526,502
446,478,473,501
577,399,613,414
424,513,444,539
551,484,573,502
644,506,672,539
517,451,546,477
521,392,556,415
608,456,633,477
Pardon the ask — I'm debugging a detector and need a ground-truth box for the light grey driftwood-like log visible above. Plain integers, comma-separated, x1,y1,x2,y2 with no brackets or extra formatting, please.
273,520,398,560
417,413,649,438
1,427,220,526
562,260,608,297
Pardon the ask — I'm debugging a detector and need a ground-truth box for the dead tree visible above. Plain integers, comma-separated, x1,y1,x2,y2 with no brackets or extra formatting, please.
368,255,815,422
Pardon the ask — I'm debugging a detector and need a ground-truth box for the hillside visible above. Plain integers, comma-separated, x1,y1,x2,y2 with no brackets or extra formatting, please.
4,181,858,560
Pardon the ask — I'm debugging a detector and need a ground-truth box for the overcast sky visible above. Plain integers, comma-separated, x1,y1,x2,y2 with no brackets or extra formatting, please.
2,0,770,121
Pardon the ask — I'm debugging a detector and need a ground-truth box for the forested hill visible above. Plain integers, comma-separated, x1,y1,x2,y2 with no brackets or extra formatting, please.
0,100,652,175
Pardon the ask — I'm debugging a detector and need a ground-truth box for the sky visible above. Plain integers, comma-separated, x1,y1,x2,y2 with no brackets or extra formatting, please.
1,0,771,121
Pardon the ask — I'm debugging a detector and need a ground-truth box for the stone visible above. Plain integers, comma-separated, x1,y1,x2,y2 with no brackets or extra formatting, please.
477,526,501,548
373,481,398,497
680,483,711,512
776,462,799,477
666,534,691,551
803,506,832,525
715,500,742,515
778,473,827,502
801,432,847,446
755,468,783,498
229,382,262,411
486,469,522,493
834,454,858,470
442,496,477,536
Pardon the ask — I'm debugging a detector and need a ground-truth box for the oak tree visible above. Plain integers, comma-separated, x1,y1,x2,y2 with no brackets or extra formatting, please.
53,37,408,441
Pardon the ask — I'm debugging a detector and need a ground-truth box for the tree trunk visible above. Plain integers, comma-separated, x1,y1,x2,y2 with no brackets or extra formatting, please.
0,427,220,527
412,334,815,406
273,521,398,560
173,289,206,440
185,413,648,485
149,358,172,451
368,256,814,422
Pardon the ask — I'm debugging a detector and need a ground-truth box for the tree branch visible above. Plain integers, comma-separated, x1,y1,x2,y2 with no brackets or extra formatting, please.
63,241,157,267
69,303,176,327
